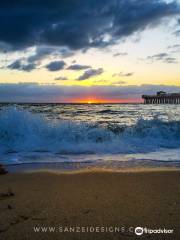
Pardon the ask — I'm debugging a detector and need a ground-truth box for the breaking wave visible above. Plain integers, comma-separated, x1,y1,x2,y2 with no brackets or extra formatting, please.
0,107,180,155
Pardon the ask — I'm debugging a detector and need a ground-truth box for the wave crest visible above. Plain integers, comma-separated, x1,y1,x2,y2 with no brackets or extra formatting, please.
0,107,180,154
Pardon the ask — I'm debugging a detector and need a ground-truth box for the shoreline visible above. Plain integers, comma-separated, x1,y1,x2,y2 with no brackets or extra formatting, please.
1,169,180,239
4,160,180,174
6,166,180,175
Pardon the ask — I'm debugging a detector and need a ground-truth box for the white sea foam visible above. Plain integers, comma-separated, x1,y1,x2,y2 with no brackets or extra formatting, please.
0,107,180,159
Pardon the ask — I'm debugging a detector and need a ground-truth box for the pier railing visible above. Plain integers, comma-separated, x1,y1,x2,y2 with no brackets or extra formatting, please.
142,93,180,104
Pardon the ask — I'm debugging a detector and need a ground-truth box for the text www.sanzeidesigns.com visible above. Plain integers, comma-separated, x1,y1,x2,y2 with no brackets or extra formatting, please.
33,226,174,236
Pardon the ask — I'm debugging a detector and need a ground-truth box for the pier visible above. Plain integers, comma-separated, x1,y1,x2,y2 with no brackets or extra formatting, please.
142,91,180,104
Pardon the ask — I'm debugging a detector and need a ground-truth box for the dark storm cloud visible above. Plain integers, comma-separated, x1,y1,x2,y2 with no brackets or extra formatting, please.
7,60,22,70
27,46,73,65
0,42,13,53
27,47,55,63
146,52,178,63
21,63,37,71
46,60,66,71
0,0,179,51
7,60,36,72
0,83,180,102
5,46,73,72
67,64,91,71
77,68,104,80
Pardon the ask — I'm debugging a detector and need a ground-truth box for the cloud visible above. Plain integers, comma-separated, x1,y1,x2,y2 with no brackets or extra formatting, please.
54,76,68,80
21,63,36,72
113,72,134,77
0,83,180,102
173,29,180,36
167,44,180,53
7,60,22,70
147,53,168,60
164,57,178,63
0,0,179,51
27,46,73,64
167,44,180,51
0,41,13,53
77,68,104,80
7,60,36,72
146,52,178,63
27,46,55,63
113,52,128,57
5,46,72,72
167,44,180,49
67,64,91,70
46,60,66,71
113,80,126,85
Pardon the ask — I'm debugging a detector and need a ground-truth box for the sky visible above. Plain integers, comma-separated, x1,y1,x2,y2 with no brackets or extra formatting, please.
0,0,180,103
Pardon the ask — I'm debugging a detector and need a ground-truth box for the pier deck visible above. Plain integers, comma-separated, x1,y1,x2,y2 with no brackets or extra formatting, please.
142,92,180,104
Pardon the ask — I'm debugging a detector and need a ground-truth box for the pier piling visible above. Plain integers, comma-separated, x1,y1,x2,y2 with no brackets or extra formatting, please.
142,92,180,104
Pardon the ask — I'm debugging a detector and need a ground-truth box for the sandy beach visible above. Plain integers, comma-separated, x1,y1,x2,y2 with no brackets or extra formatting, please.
0,169,180,240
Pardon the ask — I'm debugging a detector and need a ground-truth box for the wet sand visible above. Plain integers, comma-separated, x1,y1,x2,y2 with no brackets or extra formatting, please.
0,169,180,239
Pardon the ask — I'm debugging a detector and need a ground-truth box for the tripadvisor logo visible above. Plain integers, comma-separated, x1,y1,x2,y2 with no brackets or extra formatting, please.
134,227,174,236
135,227,143,236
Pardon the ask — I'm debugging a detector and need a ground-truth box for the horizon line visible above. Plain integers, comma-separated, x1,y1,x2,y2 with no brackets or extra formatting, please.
0,101,143,104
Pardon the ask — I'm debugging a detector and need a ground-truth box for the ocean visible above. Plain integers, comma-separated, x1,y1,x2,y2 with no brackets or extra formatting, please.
0,103,180,171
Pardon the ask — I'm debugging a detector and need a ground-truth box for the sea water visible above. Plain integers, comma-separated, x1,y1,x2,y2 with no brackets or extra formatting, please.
0,103,180,170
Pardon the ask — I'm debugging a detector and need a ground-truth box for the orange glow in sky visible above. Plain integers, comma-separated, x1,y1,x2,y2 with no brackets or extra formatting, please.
67,97,143,104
